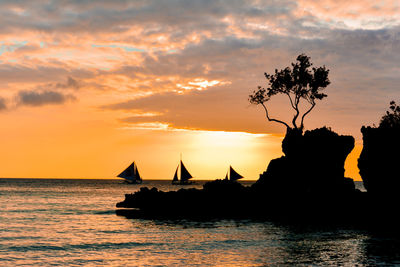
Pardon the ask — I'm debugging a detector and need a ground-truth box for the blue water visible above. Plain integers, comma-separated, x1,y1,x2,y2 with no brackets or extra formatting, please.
1,179,399,266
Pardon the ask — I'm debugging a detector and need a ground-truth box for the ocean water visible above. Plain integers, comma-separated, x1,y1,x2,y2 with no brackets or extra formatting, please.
1,179,399,266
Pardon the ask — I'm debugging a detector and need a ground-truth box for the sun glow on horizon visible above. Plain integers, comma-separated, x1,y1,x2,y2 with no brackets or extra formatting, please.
0,102,283,179
0,0,394,183
114,127,282,181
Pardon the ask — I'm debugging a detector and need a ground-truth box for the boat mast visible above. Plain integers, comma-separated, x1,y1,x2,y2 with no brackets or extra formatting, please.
180,153,182,180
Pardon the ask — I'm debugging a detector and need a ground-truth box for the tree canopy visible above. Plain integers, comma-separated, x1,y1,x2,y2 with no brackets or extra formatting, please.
379,101,400,129
249,54,330,132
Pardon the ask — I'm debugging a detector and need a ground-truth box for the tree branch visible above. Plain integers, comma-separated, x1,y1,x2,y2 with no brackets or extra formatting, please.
291,91,301,129
286,92,296,110
261,103,290,129
300,101,316,130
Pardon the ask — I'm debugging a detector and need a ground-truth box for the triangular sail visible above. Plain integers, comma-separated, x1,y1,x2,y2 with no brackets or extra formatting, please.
229,166,243,181
117,161,136,181
118,161,142,182
135,165,142,182
172,165,179,182
180,160,193,181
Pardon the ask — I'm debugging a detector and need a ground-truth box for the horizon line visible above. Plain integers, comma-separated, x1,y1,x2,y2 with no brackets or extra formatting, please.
0,177,260,181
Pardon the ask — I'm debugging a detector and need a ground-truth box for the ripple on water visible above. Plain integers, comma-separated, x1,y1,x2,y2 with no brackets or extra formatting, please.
0,179,398,266
2,241,159,252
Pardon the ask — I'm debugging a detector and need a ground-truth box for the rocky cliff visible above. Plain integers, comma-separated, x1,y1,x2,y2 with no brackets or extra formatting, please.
254,127,356,195
117,127,361,220
358,126,400,195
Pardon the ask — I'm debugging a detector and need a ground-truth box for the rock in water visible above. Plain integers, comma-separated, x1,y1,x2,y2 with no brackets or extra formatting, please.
254,127,356,196
358,126,400,196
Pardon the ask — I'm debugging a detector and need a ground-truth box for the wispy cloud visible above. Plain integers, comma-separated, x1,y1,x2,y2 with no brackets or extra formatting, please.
119,121,269,139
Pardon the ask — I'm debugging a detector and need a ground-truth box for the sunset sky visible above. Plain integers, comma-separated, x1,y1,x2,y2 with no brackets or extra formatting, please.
0,0,399,180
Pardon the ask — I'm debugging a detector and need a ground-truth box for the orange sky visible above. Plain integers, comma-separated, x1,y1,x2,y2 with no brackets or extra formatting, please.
1,1,399,180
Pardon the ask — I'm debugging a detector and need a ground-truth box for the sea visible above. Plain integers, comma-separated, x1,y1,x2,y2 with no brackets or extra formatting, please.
1,179,399,266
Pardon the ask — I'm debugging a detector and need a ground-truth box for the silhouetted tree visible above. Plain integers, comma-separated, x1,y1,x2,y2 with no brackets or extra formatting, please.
379,101,400,129
249,54,330,132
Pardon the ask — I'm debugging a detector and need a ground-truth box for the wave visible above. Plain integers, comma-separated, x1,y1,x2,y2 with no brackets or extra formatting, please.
1,241,159,252
93,210,115,215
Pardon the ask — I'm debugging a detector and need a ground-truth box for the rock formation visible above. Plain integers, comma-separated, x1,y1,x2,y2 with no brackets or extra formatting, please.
254,127,356,196
358,126,400,195
117,127,362,220
116,180,253,218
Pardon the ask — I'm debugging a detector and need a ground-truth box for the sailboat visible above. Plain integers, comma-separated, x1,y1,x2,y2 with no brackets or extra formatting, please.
117,161,143,184
172,160,194,185
224,166,244,181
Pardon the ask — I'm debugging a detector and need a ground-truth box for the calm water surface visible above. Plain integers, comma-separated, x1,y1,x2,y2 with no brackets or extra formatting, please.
1,179,399,266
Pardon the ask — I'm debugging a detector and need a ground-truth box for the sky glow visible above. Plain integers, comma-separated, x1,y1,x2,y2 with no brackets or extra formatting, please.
0,0,399,179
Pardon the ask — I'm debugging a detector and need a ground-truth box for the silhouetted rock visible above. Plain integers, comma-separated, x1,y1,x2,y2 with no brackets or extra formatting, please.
358,101,400,197
116,125,364,222
116,180,254,219
116,127,364,221
358,126,400,195
254,127,356,195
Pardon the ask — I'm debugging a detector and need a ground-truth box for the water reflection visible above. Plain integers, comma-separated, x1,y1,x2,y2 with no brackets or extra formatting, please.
262,224,367,265
1,179,398,266
147,218,256,229
126,217,400,266
257,222,400,266
361,232,400,265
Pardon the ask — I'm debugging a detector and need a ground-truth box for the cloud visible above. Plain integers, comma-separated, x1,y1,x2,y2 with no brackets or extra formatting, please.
55,76,81,90
0,0,295,35
100,22,400,135
0,0,399,137
0,63,94,84
17,90,76,107
0,97,6,111
27,76,82,92
103,87,285,134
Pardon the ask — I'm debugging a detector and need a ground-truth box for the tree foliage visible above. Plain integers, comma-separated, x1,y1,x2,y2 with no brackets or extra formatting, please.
249,54,330,132
379,101,400,129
